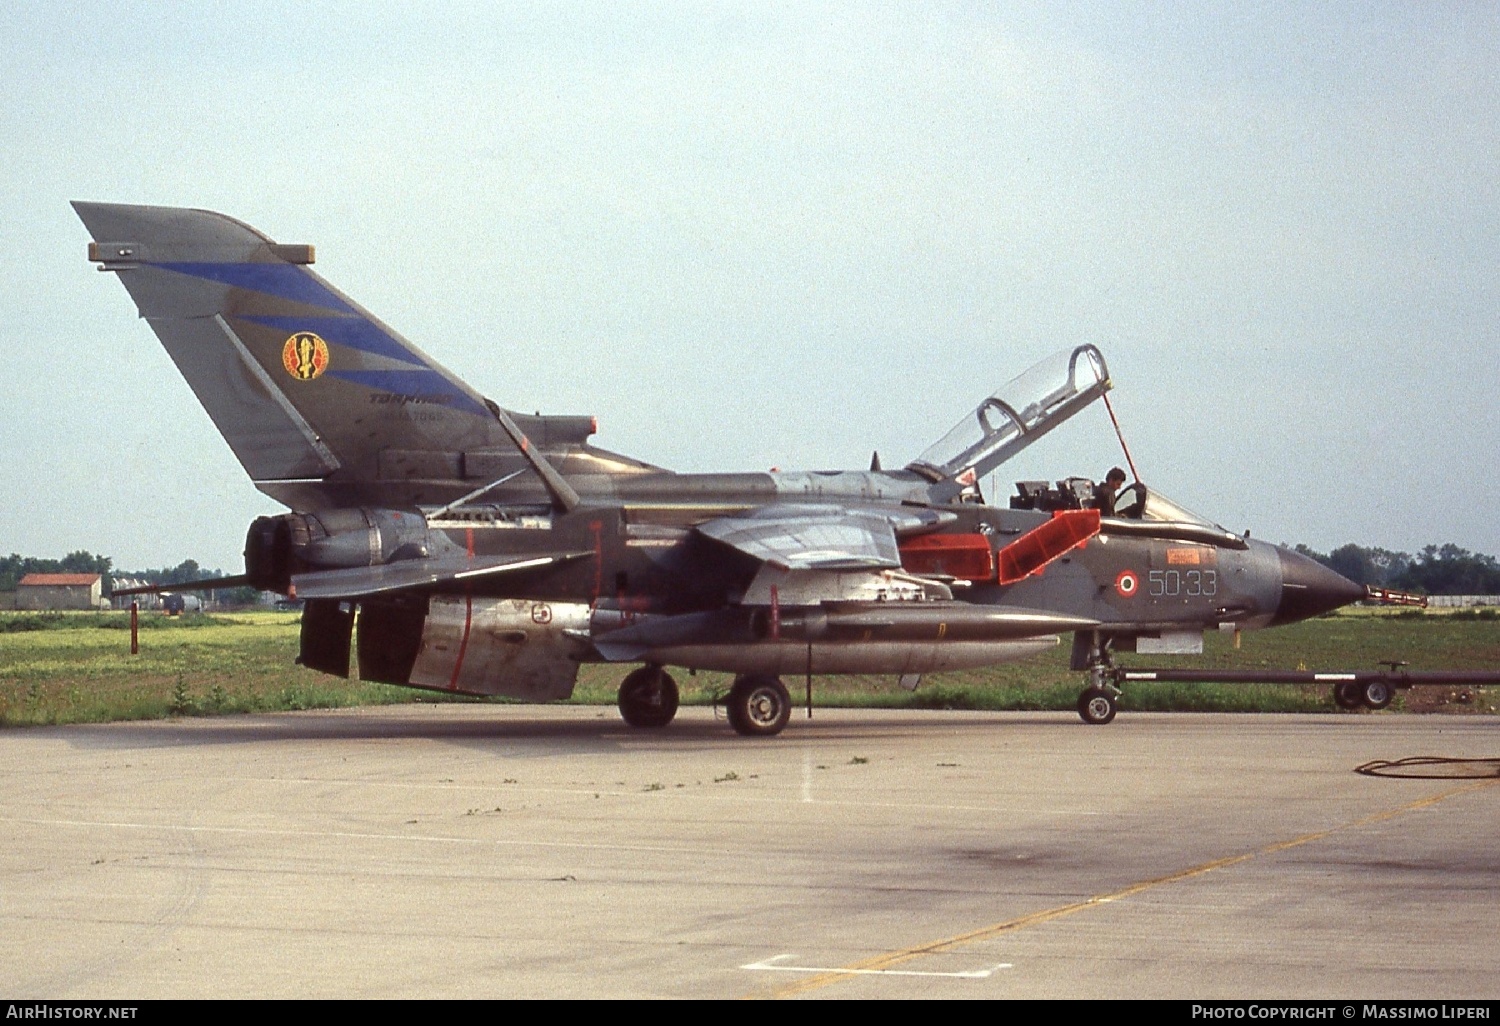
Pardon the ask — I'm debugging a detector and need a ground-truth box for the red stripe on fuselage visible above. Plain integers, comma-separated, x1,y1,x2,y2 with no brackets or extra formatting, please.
448,590,474,689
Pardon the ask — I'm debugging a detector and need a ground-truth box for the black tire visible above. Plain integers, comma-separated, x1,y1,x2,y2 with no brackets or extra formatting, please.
617,666,679,728
1077,687,1117,725
727,675,792,737
1333,680,1364,710
1360,680,1394,711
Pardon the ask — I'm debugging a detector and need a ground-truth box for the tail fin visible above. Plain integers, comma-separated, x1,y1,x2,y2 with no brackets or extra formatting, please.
74,201,608,510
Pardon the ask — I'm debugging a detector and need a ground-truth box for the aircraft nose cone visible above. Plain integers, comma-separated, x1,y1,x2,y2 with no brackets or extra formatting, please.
1271,548,1366,626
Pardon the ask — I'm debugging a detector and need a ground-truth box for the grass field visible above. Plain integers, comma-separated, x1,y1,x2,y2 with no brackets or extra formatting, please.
0,607,1495,727
0,611,419,725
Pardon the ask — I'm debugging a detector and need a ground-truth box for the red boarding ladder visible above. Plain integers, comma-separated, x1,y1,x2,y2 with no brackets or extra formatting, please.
996,509,1101,585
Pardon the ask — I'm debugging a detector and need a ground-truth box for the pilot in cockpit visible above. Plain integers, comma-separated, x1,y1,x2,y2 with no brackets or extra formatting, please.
1093,466,1128,516
1093,466,1147,518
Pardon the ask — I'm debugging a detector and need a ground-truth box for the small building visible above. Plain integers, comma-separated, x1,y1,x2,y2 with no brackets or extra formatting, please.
15,573,105,611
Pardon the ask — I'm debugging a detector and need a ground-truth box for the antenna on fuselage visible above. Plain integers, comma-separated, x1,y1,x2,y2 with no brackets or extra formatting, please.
486,401,582,513
428,468,528,519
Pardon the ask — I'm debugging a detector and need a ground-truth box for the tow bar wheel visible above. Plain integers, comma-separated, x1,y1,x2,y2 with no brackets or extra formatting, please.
1360,680,1395,711
1333,681,1364,710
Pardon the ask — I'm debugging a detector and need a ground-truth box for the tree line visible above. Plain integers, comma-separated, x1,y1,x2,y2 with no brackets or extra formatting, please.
1292,542,1500,595
0,551,116,591
0,552,258,604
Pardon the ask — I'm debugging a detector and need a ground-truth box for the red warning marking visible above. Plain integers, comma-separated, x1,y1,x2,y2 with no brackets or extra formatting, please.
449,591,474,689
899,533,995,582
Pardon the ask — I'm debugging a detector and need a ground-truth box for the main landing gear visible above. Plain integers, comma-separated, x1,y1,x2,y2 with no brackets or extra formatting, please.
617,665,679,728
615,666,794,736
725,674,792,737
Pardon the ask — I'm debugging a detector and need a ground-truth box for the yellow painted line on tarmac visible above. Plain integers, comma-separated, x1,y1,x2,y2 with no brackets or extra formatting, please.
765,778,1497,998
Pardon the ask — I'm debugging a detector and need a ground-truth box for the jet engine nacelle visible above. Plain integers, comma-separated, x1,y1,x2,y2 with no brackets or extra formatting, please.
353,595,593,700
244,508,434,593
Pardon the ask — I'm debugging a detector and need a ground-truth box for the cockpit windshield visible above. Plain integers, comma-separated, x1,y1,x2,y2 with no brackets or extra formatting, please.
1011,478,1247,549
1117,484,1221,530
908,344,1111,483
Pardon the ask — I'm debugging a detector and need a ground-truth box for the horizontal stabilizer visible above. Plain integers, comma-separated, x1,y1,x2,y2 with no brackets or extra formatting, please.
291,551,589,600
111,575,252,596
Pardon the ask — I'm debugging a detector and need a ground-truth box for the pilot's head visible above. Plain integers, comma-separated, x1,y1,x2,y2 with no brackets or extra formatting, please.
1105,467,1127,488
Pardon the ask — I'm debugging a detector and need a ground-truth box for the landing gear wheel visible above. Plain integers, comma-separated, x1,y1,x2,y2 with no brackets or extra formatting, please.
617,666,679,728
727,675,792,737
1333,680,1364,710
1360,680,1394,711
1077,687,1117,725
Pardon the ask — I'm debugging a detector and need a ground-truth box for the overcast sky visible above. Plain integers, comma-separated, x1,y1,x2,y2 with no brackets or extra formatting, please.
4,2,1497,572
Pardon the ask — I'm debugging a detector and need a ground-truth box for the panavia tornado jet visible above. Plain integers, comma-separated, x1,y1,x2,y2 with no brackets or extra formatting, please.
74,201,1367,735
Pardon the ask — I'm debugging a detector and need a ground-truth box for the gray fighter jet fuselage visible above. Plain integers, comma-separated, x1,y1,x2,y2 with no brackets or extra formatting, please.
75,201,1364,735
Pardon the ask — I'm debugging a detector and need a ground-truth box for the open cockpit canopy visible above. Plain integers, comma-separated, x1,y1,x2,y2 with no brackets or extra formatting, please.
908,344,1111,484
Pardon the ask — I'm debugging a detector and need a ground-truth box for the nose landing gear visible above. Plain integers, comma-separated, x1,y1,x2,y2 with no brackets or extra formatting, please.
1077,685,1118,725
1075,635,1122,725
